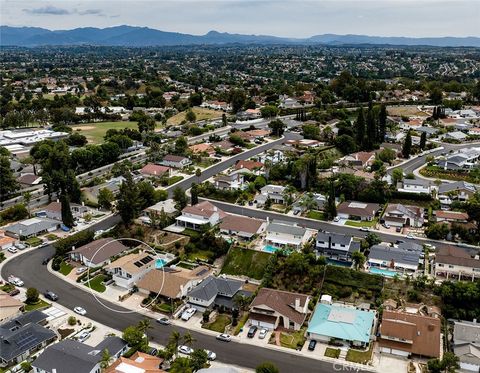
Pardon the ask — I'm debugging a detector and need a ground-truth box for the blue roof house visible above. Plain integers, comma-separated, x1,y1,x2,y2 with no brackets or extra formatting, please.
307,300,376,347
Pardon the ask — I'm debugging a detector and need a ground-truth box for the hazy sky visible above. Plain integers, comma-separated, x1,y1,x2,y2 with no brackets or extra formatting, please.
1,0,479,38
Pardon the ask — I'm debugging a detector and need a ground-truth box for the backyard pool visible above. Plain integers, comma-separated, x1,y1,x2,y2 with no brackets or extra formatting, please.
369,267,398,277
155,258,167,269
263,245,280,253
327,259,352,268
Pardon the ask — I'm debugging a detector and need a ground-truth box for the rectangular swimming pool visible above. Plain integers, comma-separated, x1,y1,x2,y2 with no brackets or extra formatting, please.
262,245,280,253
327,259,352,268
369,267,398,277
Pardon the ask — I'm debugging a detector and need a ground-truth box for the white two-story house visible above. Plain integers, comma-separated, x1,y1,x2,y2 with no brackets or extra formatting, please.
176,201,227,230
104,252,156,289
265,220,309,250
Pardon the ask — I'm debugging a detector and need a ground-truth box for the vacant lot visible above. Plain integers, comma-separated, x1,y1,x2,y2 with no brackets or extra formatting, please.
72,121,140,143
221,247,272,280
167,107,221,125
387,106,429,117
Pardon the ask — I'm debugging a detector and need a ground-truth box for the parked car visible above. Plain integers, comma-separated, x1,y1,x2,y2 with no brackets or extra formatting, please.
76,331,90,342
247,326,258,338
359,227,371,232
76,267,87,275
181,308,196,321
216,333,231,342
8,276,24,287
8,288,20,296
148,347,158,356
178,345,194,355
156,317,171,325
308,340,317,351
406,233,415,239
382,223,390,229
7,247,18,254
258,329,268,339
333,216,340,222
205,350,216,361
42,257,50,265
15,243,26,250
44,291,58,301
395,227,402,233
74,306,87,315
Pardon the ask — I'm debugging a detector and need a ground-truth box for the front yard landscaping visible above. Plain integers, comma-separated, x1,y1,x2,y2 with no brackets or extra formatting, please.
25,237,43,247
420,165,480,183
59,261,74,276
344,219,377,228
25,299,50,311
202,314,231,333
346,345,373,364
306,210,325,220
233,313,249,335
277,327,306,349
325,347,341,358
85,274,107,292
221,247,272,280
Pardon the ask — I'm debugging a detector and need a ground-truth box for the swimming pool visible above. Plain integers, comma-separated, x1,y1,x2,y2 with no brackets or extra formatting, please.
369,267,398,277
155,258,167,269
263,245,280,253
327,259,353,268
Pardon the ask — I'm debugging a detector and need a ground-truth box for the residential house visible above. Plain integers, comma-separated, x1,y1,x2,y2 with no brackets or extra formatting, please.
160,154,191,169
40,201,88,222
0,291,23,322
234,160,264,175
468,127,480,136
237,109,261,120
140,163,171,178
137,265,212,300
17,173,42,187
0,231,17,251
445,131,468,141
189,143,215,156
336,201,380,221
68,238,129,268
141,199,177,225
248,288,310,331
342,151,376,169
397,178,434,195
5,217,59,239
0,311,56,368
434,210,469,223
214,171,246,191
175,201,227,230
292,193,327,214
219,214,266,239
378,310,441,358
255,185,287,206
284,139,323,149
106,351,165,373
213,140,237,154
257,149,284,165
279,95,302,109
437,147,480,171
383,203,424,228
187,275,246,311
438,181,478,205
416,126,439,137
105,251,156,289
315,231,359,261
32,336,128,373
368,244,421,274
453,320,480,372
434,246,480,281
265,220,309,250
307,295,375,347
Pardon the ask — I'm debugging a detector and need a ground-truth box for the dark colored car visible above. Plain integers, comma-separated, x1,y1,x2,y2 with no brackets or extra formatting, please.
247,325,258,338
44,291,58,301
148,347,158,356
308,340,317,351
42,257,50,265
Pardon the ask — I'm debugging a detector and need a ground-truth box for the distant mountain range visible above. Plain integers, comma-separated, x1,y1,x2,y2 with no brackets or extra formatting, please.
2,25,479,47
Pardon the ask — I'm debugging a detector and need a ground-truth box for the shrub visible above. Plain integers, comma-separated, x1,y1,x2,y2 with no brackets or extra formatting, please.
68,316,77,326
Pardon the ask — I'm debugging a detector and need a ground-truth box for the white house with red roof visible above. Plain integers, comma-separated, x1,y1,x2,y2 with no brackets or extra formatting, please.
139,163,171,178
175,201,227,230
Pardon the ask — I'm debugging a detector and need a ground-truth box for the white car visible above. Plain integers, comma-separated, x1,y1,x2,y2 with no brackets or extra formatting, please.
76,331,90,342
181,308,196,321
76,267,87,275
216,333,231,342
258,329,268,339
8,276,24,286
7,247,18,253
359,227,371,232
333,216,340,222
178,345,194,355
406,233,415,239
74,307,87,316
94,230,104,237
205,350,217,361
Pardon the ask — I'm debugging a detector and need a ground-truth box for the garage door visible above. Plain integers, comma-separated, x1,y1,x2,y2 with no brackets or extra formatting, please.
380,347,409,357
250,319,275,330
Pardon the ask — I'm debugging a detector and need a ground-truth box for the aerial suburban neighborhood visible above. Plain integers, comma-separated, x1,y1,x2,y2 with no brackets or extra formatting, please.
0,2,480,373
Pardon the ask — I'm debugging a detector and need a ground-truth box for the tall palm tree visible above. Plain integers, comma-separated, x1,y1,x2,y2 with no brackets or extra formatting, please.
170,357,193,373
182,332,196,347
169,331,182,357
99,349,111,371
137,318,152,342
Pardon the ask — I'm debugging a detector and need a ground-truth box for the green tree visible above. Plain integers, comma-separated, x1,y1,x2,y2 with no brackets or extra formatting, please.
392,168,404,185
99,349,111,370
230,89,246,113
191,183,199,205
302,124,320,140
138,116,156,133
190,349,208,371
427,352,459,373
0,155,19,200
352,251,366,270
268,119,286,137
26,287,39,304
256,362,280,373
335,134,357,154
174,136,188,155
185,109,197,123
98,188,115,210
182,332,196,347
260,105,279,118
170,357,192,373
23,191,32,217
420,132,427,150
173,187,188,210
354,107,365,149
60,194,74,228
429,88,443,105
117,173,141,225
402,130,412,158
325,179,337,220
365,102,376,150
169,331,182,357
122,325,147,352
378,104,387,143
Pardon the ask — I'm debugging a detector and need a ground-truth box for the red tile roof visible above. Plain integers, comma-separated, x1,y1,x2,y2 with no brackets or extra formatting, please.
140,163,170,177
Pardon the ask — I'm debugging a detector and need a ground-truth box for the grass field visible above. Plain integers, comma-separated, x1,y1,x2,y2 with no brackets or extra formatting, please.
278,328,306,349
25,299,50,312
221,247,272,280
72,121,140,143
59,261,73,276
202,314,231,333
344,219,377,228
167,107,221,125
306,210,325,220
346,345,373,364
85,275,107,292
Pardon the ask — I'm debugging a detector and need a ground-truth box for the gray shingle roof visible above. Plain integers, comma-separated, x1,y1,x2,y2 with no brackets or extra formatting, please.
267,221,306,236
368,245,421,266
188,276,243,302
5,217,58,237
439,181,477,194
316,231,352,246
454,320,480,345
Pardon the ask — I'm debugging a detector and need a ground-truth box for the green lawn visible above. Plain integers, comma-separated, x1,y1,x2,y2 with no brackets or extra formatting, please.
325,347,341,358
346,345,373,364
186,249,213,262
234,313,249,336
25,237,43,247
344,219,377,228
72,121,140,143
202,314,231,333
307,210,325,220
0,284,15,293
278,327,306,349
167,107,221,125
221,247,272,280
59,261,73,276
25,299,50,311
85,275,107,293
166,176,184,186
